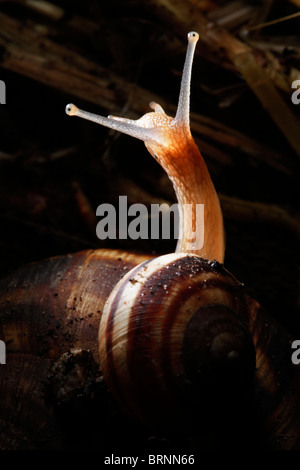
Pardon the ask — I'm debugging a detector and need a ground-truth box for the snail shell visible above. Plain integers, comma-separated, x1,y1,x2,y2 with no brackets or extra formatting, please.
99,252,255,434
0,249,300,449
0,248,153,449
0,248,151,360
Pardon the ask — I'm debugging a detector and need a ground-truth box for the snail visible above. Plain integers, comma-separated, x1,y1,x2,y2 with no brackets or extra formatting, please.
65,31,300,446
0,32,299,450
65,31,256,434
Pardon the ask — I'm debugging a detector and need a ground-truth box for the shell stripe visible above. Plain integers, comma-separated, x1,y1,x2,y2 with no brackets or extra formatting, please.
100,253,188,416
100,253,249,427
126,262,247,425
100,259,153,413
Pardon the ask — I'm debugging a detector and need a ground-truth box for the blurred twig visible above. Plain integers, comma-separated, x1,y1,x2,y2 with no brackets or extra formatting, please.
143,0,300,156
0,11,294,173
220,193,300,239
245,11,300,33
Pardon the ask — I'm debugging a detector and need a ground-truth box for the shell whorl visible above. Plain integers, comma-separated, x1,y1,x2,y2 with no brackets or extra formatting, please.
99,253,256,433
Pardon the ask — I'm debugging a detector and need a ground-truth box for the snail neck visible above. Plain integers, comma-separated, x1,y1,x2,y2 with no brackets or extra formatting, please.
146,132,225,263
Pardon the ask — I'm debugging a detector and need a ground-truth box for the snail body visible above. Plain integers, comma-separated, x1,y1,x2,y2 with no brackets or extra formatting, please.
0,31,299,450
66,32,225,263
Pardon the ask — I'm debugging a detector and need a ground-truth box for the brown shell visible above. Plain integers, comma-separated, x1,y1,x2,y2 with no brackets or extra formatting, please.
0,248,152,449
0,249,300,449
99,253,256,435
0,248,152,360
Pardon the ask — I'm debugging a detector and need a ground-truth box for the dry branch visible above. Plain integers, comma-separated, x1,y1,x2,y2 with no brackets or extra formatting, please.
143,0,300,156
0,10,294,174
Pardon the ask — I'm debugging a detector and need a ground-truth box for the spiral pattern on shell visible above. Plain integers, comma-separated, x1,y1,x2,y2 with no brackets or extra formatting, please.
99,253,256,434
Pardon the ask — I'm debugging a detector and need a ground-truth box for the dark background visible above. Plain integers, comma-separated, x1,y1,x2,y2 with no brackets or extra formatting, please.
0,0,300,451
